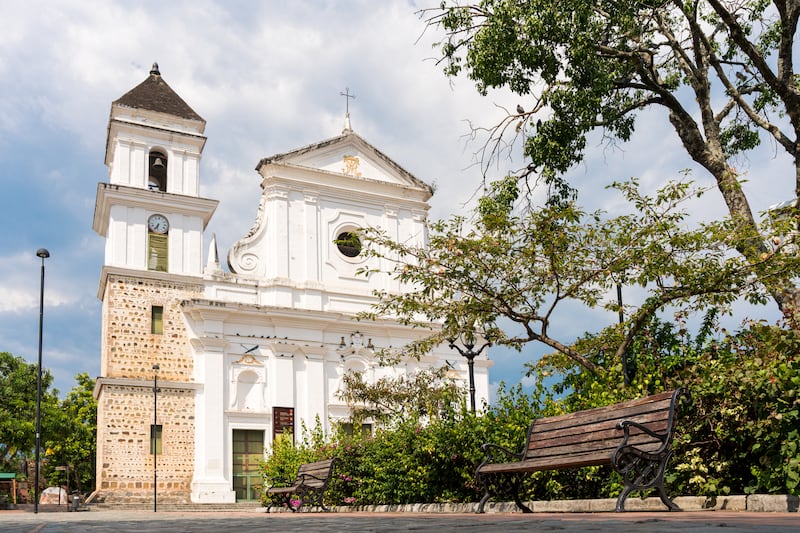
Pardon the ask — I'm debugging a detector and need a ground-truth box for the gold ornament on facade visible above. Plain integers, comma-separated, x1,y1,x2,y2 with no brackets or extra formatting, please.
342,156,361,177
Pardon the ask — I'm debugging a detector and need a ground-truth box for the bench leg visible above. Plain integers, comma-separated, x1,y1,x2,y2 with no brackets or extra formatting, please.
512,491,533,514
656,483,680,511
615,450,680,512
266,493,293,513
476,491,491,514
304,488,328,512
614,484,634,512
476,472,532,514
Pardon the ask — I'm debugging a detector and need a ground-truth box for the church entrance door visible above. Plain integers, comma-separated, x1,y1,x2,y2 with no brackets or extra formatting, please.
232,429,264,502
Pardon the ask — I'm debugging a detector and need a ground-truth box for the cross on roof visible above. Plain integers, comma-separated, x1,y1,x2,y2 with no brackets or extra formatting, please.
340,87,356,115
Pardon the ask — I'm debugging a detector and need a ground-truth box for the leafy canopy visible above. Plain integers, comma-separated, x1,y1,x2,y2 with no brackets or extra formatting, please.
359,178,800,374
425,0,800,311
0,352,57,471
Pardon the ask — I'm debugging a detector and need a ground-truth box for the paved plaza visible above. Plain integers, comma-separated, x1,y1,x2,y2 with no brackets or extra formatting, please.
1,509,798,532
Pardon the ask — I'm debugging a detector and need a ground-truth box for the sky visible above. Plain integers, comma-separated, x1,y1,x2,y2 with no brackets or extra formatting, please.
0,0,792,399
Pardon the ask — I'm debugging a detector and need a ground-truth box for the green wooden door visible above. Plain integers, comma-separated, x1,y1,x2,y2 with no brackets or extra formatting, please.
232,429,264,502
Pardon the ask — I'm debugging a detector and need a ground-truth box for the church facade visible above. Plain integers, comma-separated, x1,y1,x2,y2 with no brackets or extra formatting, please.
91,65,491,504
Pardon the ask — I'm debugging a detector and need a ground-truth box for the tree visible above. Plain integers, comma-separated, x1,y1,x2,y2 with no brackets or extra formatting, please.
338,366,464,427
424,0,800,314
360,179,800,375
43,373,97,494
0,354,96,493
0,352,57,473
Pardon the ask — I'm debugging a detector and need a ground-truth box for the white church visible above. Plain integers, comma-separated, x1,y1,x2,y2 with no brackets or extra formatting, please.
91,64,491,504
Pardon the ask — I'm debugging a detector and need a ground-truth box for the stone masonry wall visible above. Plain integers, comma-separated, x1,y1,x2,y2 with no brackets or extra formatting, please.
96,384,195,503
96,273,202,502
101,274,202,381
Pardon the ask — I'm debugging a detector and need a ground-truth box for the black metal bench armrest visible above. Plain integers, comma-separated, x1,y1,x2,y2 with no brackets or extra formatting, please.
617,419,668,443
266,481,297,491
479,442,524,464
297,473,326,486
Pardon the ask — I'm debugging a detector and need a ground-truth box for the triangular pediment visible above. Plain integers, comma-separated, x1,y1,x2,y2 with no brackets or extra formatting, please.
256,131,432,193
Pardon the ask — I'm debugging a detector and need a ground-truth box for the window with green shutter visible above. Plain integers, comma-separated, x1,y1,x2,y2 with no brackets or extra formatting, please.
150,424,162,454
148,233,168,272
151,305,164,335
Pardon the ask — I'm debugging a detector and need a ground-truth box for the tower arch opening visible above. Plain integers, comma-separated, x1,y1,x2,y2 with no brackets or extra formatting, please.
148,149,168,191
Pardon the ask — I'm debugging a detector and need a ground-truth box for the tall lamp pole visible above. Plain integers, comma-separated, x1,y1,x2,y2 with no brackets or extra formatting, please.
448,330,490,413
617,283,631,386
152,363,159,513
34,248,49,514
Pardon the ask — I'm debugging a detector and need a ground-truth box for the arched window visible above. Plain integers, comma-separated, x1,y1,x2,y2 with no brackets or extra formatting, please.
148,150,168,192
147,214,169,272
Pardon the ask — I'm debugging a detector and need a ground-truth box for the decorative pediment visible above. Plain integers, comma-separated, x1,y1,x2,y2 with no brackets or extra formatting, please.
256,131,432,192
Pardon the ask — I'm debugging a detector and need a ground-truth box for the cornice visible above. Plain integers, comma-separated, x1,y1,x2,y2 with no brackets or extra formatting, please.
93,376,201,399
258,164,432,209
92,182,218,236
97,265,204,300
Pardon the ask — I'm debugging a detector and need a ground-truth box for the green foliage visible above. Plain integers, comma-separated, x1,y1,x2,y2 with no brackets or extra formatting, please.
425,0,800,311
360,178,800,377
337,366,463,428
0,352,57,472
0,355,96,493
430,0,796,184
264,318,799,507
670,323,800,495
527,314,800,496
261,384,547,506
42,373,97,493
262,431,317,491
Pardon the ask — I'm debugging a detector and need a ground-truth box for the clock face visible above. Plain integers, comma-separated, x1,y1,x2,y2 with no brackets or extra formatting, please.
148,214,169,234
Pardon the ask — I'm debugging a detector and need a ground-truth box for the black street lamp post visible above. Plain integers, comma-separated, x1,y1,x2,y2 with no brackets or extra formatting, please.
34,248,49,514
448,329,490,413
152,363,159,513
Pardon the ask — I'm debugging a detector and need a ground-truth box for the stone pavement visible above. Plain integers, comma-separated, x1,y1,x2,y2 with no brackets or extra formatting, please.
1,508,798,532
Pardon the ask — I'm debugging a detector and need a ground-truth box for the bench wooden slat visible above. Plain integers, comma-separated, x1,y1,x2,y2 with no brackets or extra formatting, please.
529,416,668,451
480,450,614,473
531,392,674,430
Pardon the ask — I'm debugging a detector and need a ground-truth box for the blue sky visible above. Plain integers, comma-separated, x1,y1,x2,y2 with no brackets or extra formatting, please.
0,0,790,398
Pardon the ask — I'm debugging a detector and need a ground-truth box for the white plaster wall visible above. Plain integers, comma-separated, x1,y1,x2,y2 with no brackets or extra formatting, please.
105,205,205,276
108,123,202,196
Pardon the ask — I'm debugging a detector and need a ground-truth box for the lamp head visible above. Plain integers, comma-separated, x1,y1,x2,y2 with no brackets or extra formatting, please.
152,363,160,371
36,248,50,259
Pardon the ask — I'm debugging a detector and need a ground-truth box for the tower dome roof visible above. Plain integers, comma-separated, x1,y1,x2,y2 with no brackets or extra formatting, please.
113,63,204,122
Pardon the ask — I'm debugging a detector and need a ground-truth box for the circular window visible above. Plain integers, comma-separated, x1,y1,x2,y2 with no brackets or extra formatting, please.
336,231,361,258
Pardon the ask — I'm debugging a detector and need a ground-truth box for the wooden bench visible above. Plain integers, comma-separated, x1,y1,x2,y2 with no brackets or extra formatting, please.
475,388,687,513
265,458,339,512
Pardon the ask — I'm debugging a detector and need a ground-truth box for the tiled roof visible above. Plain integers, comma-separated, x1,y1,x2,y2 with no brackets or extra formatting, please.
113,63,203,122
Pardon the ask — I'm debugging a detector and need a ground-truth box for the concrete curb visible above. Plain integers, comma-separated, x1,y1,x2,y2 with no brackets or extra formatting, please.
24,494,797,514
334,494,799,514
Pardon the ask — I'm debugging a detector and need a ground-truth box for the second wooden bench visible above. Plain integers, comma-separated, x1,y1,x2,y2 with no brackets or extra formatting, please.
265,457,339,512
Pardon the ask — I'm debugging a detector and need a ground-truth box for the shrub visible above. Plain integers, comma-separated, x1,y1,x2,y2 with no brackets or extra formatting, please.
262,315,800,506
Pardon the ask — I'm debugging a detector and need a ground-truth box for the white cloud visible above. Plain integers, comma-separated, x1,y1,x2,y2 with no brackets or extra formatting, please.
0,253,73,313
0,0,793,398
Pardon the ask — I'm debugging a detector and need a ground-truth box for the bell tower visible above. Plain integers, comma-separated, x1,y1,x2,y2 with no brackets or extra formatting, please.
93,63,218,276
91,63,218,504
